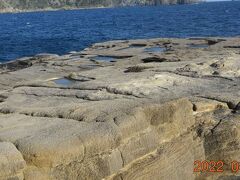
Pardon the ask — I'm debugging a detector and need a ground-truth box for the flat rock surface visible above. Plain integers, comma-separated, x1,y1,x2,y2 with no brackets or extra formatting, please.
0,37,239,180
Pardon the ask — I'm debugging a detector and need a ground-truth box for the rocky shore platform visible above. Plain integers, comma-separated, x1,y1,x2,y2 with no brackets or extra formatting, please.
0,38,239,180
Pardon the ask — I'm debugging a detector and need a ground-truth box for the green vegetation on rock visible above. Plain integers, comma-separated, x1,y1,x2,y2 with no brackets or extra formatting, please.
0,0,199,12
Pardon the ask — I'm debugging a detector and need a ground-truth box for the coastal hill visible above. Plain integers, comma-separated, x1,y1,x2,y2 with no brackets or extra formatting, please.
0,0,198,12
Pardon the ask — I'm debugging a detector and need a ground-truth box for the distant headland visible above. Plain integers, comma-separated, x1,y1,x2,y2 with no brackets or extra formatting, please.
0,0,199,13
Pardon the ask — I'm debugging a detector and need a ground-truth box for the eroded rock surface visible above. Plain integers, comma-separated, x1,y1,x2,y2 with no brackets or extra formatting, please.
0,38,239,180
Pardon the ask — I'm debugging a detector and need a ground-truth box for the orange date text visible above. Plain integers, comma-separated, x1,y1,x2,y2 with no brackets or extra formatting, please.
194,160,224,173
194,160,240,173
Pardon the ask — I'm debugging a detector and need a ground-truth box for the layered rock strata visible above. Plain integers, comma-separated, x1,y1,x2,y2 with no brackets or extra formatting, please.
0,37,239,179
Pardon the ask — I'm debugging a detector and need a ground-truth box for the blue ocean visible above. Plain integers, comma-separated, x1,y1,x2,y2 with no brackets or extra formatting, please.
0,1,239,62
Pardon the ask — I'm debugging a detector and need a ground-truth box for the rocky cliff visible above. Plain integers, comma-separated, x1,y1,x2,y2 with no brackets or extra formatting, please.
0,37,239,179
0,0,198,12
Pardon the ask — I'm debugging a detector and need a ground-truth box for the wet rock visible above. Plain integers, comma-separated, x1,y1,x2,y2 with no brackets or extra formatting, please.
124,66,150,73
0,58,33,72
142,56,168,63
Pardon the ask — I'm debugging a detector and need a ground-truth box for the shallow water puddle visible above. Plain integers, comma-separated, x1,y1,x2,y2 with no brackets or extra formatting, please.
144,46,166,53
129,44,147,48
91,55,132,62
116,44,147,51
53,78,76,86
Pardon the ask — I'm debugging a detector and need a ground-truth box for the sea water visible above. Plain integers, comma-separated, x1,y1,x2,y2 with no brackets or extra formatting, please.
0,1,239,62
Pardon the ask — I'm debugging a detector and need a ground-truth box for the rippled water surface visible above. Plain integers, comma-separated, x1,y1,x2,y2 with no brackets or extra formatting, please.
0,1,240,62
